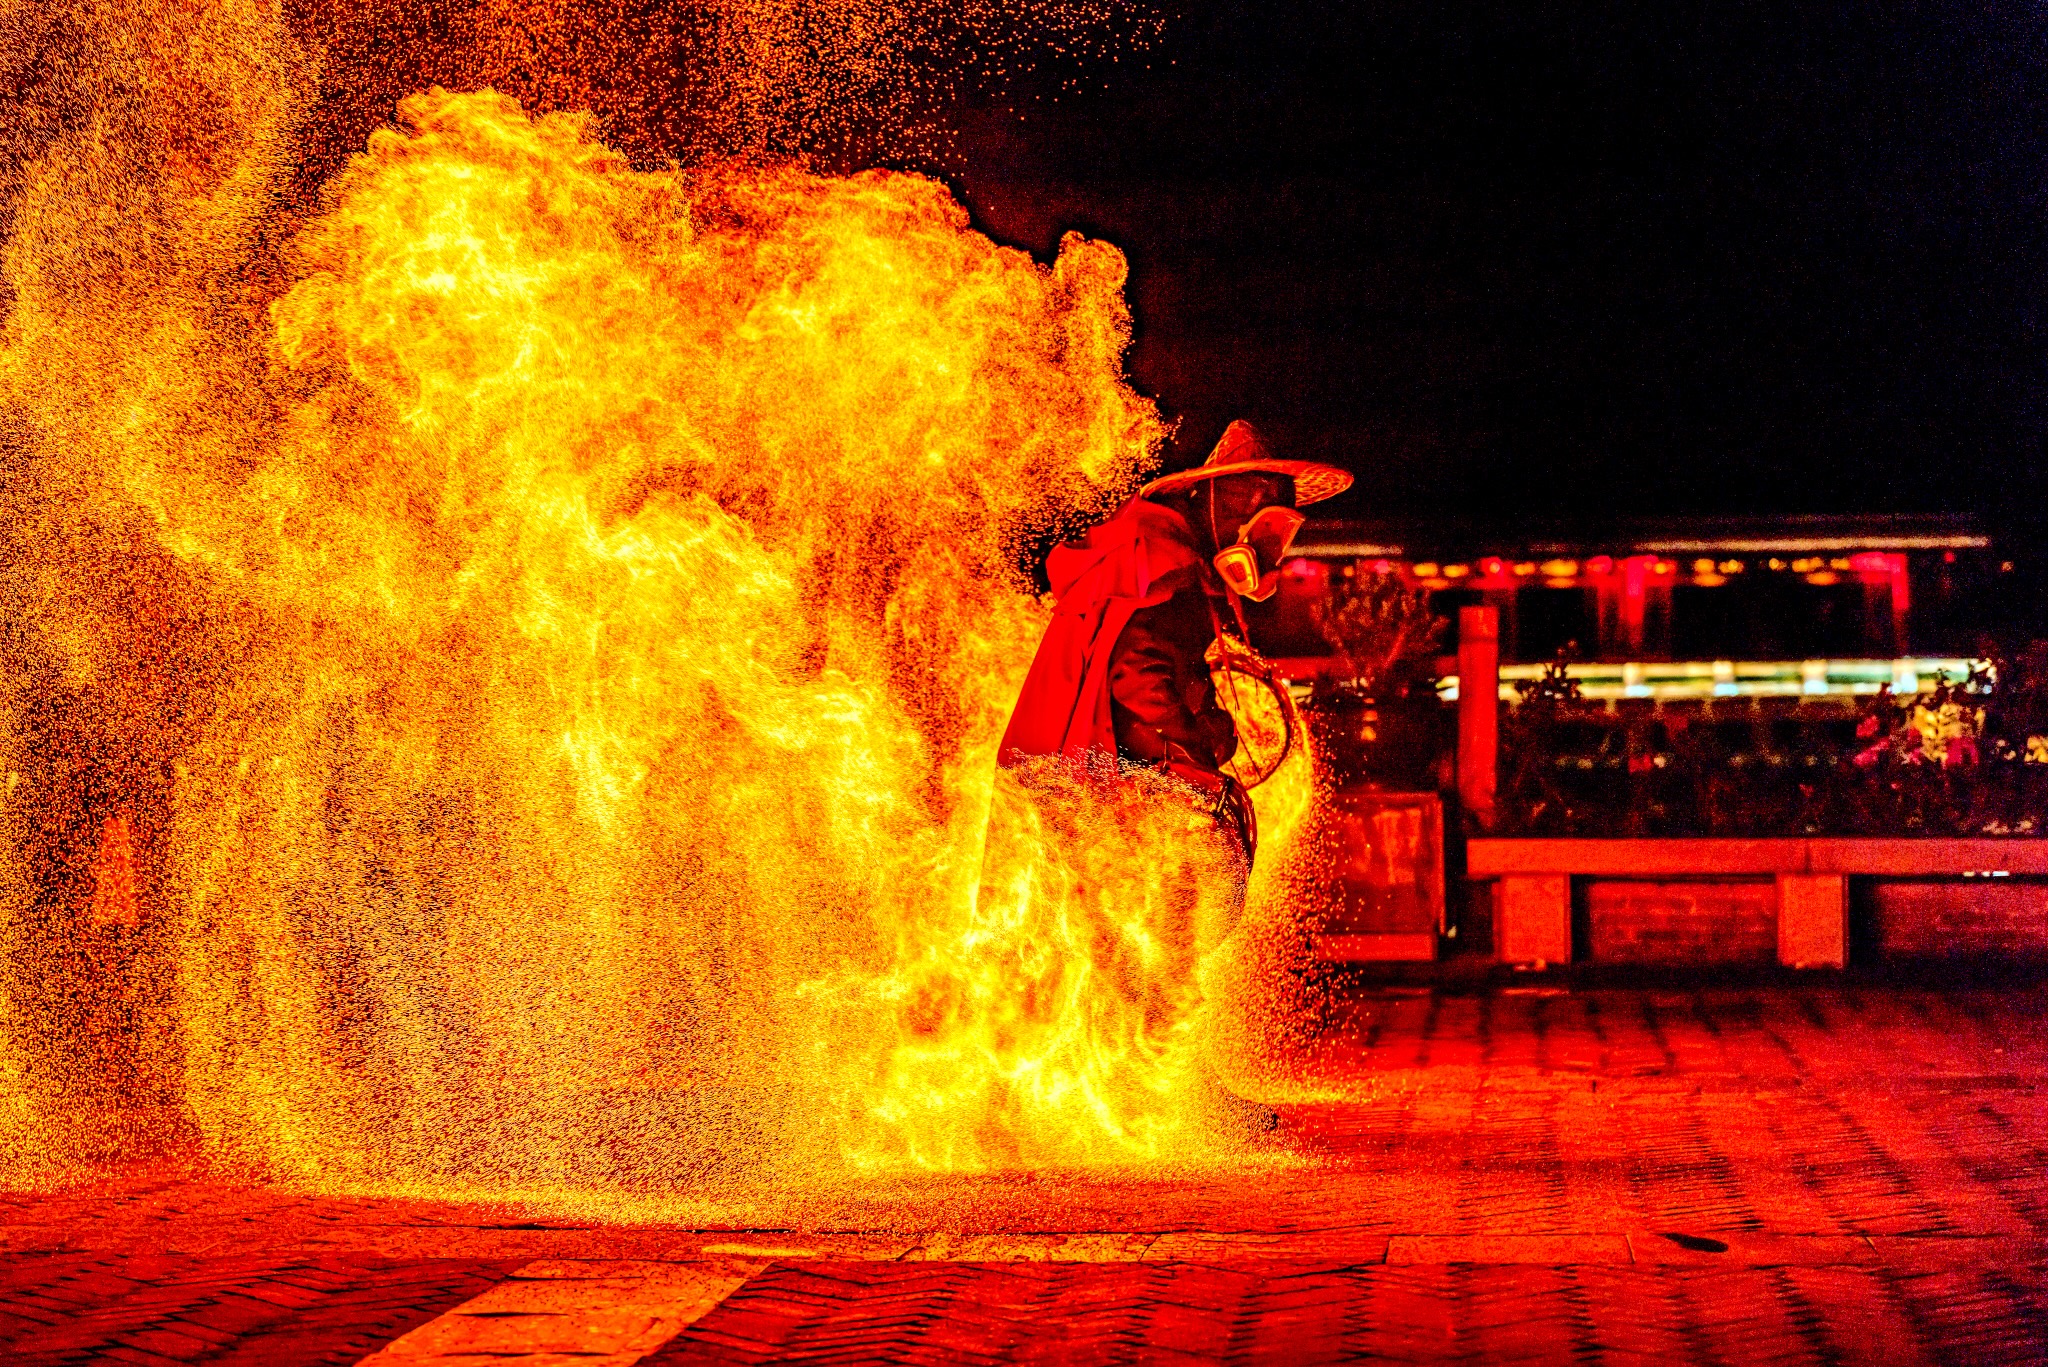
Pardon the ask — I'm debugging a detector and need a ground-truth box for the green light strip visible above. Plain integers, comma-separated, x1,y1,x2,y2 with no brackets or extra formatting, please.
1439,658,1979,703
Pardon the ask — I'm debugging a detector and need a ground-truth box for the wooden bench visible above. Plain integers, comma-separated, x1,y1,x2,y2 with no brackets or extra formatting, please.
1467,838,2048,968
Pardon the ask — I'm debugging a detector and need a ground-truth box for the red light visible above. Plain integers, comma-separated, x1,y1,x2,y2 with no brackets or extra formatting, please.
1482,557,1505,577
1944,551,1957,564
1586,555,1614,576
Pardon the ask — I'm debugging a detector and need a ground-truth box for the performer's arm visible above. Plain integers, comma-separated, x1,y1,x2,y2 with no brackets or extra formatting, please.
1107,593,1237,769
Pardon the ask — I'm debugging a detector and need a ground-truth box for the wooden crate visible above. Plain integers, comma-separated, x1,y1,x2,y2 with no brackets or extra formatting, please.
1317,791,1444,961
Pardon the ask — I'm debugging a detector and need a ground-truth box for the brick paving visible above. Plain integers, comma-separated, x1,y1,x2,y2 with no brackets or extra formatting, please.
1,981,2044,1363
0,1253,523,1366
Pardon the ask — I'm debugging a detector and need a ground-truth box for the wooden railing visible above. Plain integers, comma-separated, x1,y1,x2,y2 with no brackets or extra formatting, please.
1467,837,2048,968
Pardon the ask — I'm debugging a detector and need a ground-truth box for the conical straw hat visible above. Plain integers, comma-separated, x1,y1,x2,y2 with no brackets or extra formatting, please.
1138,420,1352,506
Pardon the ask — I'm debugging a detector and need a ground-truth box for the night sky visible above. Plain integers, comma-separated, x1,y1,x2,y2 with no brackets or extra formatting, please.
915,3,2045,528
77,2,2043,530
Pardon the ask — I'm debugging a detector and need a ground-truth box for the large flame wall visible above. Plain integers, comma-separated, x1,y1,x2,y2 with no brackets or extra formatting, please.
0,8,1321,1202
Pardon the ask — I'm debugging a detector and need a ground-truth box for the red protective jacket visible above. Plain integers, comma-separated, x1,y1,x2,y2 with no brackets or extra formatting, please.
998,498,1238,778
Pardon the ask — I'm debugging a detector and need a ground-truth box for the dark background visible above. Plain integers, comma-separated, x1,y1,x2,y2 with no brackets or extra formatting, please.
910,2,2045,530
256,1,2047,531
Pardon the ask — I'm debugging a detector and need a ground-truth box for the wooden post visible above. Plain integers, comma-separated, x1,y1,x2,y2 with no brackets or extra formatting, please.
1497,875,1571,965
1457,605,1499,829
1778,873,1848,968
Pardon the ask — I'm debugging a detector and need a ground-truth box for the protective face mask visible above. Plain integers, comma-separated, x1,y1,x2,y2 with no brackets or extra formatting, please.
1211,505,1305,602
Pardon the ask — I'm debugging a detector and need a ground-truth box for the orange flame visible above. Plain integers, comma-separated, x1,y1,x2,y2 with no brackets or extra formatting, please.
0,9,1324,1200
89,815,140,930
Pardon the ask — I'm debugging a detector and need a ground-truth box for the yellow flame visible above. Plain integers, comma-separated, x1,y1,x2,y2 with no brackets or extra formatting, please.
0,34,1324,1202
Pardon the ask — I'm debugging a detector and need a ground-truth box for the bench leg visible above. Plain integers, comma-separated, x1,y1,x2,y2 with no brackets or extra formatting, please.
1778,874,1847,968
1497,875,1571,965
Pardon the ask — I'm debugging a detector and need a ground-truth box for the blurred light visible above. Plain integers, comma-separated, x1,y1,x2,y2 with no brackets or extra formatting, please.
1586,555,1614,575
1489,656,1976,702
1693,558,1716,574
1768,558,1787,571
1718,559,1744,574
1443,563,1470,578
1513,561,1537,576
1693,573,1727,587
1644,535,1985,552
1291,541,1403,557
1539,559,1577,578
1805,571,1839,586
1481,557,1505,577
1412,562,1440,578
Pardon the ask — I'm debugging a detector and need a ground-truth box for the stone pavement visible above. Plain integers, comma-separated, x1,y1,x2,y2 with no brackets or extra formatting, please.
2,981,2044,1363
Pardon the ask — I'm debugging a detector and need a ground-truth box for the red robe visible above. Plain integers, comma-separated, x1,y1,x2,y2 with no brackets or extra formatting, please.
999,498,1231,773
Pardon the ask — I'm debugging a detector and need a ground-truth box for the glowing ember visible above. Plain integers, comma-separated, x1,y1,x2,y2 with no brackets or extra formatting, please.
0,4,1322,1202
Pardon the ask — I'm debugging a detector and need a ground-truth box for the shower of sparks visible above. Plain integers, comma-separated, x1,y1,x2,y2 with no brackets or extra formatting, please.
0,2,1331,1213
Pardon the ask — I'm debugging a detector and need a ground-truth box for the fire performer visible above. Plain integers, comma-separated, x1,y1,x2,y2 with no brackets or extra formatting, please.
999,420,1351,848
996,423,1351,1132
